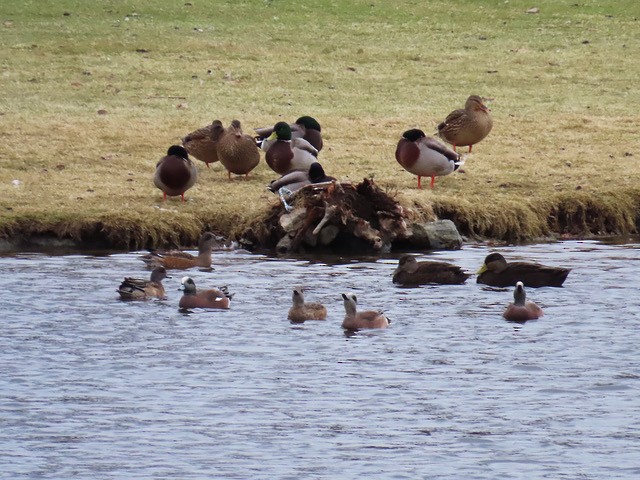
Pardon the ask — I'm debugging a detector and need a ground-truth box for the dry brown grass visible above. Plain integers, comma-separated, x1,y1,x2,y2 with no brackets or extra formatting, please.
1,1,639,248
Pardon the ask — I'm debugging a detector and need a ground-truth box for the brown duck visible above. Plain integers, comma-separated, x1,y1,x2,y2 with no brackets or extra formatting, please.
179,276,233,310
503,281,544,322
341,293,390,330
255,116,323,152
288,288,327,322
141,232,220,270
393,255,470,286
182,119,225,168
437,95,493,153
117,267,169,300
477,253,570,288
217,120,261,179
153,145,198,202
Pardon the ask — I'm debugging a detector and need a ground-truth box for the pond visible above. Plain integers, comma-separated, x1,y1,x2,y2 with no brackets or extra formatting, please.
0,240,639,479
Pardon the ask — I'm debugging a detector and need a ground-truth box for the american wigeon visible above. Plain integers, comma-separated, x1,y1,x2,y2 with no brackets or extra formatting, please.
182,119,225,167
255,116,323,152
141,232,220,270
153,145,198,201
395,129,463,189
117,266,169,300
341,293,390,330
288,288,327,322
437,95,493,153
503,281,544,322
477,253,570,288
217,120,261,179
178,276,233,309
261,121,318,175
392,255,470,286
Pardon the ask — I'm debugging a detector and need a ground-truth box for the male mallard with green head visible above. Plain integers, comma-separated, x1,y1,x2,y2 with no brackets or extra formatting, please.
261,121,318,175
153,145,198,202
437,95,493,153
217,120,260,179
395,128,463,189
255,115,323,152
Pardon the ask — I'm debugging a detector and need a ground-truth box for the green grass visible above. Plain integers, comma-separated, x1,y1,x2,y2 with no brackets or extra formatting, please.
1,0,639,248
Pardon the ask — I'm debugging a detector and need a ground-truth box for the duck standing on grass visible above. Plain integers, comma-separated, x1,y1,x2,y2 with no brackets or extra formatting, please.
117,267,169,300
154,145,198,202
437,95,493,153
392,255,470,286
395,129,463,189
503,281,544,322
288,288,327,322
341,293,390,330
477,253,570,288
179,276,233,310
255,116,323,152
261,121,318,175
182,119,225,168
141,232,220,270
217,120,260,179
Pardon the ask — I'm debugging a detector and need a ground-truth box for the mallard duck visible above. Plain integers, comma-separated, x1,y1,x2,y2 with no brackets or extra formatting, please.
182,119,225,167
395,129,463,189
255,116,323,152
341,293,390,330
153,145,198,202
141,232,220,270
216,120,260,179
178,276,233,309
261,122,319,175
117,266,169,300
477,253,570,288
392,255,470,286
267,162,335,194
288,288,327,322
503,281,544,322
437,95,493,153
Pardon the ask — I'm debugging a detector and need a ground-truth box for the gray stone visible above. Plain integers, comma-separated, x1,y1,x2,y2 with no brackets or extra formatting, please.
318,225,340,246
276,235,292,254
279,208,307,233
410,219,463,250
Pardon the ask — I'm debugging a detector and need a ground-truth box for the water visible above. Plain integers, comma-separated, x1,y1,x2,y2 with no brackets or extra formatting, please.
0,240,639,479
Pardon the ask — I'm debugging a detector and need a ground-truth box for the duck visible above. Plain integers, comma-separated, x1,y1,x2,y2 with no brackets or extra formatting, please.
141,232,220,270
217,120,261,179
117,266,169,300
267,162,335,195
261,121,318,175
477,253,570,288
503,281,544,322
288,288,327,322
437,95,493,153
392,255,470,286
182,119,225,167
178,276,233,309
341,293,390,330
395,129,463,189
255,116,323,152
153,145,198,202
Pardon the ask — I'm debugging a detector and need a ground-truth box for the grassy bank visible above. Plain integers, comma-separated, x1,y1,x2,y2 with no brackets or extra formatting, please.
1,1,639,249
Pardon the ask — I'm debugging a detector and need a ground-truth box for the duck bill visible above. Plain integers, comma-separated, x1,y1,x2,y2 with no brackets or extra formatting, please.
476,264,487,274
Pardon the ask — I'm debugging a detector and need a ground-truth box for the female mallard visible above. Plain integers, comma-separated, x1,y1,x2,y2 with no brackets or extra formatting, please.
437,95,493,153
392,255,470,286
261,121,318,175
395,129,463,189
182,119,225,167
503,281,544,322
117,266,169,300
341,293,390,330
288,288,327,322
477,253,570,288
141,232,220,270
217,120,260,179
179,276,233,310
153,145,198,202
255,116,323,152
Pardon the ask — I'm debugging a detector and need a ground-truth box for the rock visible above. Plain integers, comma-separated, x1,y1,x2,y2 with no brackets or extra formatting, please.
409,219,463,250
279,208,307,233
318,225,340,246
276,235,292,254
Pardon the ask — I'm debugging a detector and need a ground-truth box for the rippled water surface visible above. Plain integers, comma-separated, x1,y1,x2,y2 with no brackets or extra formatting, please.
1,240,639,479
